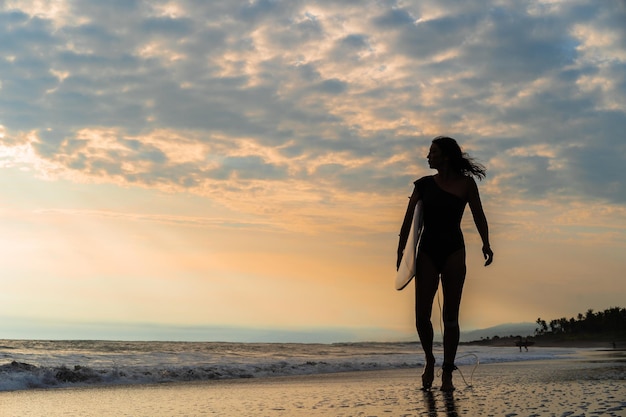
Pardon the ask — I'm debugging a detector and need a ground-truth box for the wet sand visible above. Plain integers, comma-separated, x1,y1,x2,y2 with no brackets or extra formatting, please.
0,350,624,416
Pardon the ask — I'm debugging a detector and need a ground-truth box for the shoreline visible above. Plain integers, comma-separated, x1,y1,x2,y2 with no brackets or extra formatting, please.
0,350,623,416
0,352,626,417
47,346,626,388
0,345,619,394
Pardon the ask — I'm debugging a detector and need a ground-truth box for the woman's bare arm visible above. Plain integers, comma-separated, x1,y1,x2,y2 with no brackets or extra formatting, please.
467,177,493,266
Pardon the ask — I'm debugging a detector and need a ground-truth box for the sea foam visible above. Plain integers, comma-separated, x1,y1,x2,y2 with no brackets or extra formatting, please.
0,340,585,392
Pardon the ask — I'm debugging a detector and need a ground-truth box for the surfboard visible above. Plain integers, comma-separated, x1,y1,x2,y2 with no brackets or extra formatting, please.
395,200,423,291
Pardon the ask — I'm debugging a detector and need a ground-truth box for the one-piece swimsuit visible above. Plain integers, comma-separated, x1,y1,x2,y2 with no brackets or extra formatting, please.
414,176,467,272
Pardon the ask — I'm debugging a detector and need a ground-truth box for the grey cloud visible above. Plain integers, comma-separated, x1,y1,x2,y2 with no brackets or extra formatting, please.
329,33,371,63
238,0,278,19
34,129,71,158
372,8,416,28
0,14,56,54
123,162,205,188
481,105,626,202
38,131,172,181
461,9,576,83
598,1,626,48
296,63,321,82
340,34,369,49
69,0,144,22
338,169,413,193
308,155,415,193
564,145,626,203
237,0,298,24
139,16,195,36
0,9,29,26
154,94,246,132
55,51,141,75
496,154,564,198
317,78,348,94
62,23,120,50
292,16,324,41
394,14,478,59
189,26,230,49
0,0,625,206
208,155,287,181
148,78,298,145
265,14,324,49
120,139,168,164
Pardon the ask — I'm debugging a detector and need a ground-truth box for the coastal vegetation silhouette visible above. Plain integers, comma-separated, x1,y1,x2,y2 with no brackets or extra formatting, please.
535,306,625,339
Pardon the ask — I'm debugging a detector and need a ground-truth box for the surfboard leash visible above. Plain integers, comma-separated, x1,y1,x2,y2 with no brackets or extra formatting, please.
453,353,479,388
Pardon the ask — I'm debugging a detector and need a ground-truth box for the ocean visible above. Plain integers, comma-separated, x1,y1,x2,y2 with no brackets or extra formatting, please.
0,339,585,392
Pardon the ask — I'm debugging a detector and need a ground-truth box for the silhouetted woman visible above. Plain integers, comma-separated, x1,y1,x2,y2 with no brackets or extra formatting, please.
397,136,493,391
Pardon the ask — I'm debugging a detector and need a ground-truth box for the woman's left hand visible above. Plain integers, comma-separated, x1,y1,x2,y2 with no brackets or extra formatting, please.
482,245,493,266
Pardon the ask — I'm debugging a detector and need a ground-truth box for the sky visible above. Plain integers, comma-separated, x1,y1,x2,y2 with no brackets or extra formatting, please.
0,0,624,342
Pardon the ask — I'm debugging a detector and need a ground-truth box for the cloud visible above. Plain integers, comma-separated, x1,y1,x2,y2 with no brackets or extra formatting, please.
0,0,625,234
372,8,416,28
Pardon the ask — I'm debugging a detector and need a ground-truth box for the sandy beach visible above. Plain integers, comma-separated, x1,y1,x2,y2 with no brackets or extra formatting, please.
0,349,624,416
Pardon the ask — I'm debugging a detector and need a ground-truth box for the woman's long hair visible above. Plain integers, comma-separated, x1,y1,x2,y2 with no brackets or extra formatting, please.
432,136,486,180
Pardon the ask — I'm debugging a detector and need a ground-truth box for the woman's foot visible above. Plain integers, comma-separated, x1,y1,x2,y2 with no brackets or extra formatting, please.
421,358,435,390
440,363,457,392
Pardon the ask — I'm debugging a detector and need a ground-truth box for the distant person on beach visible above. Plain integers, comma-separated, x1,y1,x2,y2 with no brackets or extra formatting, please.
397,136,493,392
517,336,529,352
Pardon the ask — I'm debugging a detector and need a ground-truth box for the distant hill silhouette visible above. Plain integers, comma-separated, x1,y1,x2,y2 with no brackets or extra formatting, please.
460,322,536,342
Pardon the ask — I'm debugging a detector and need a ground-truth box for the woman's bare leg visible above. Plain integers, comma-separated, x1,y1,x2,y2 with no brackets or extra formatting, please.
439,248,466,391
414,252,440,389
